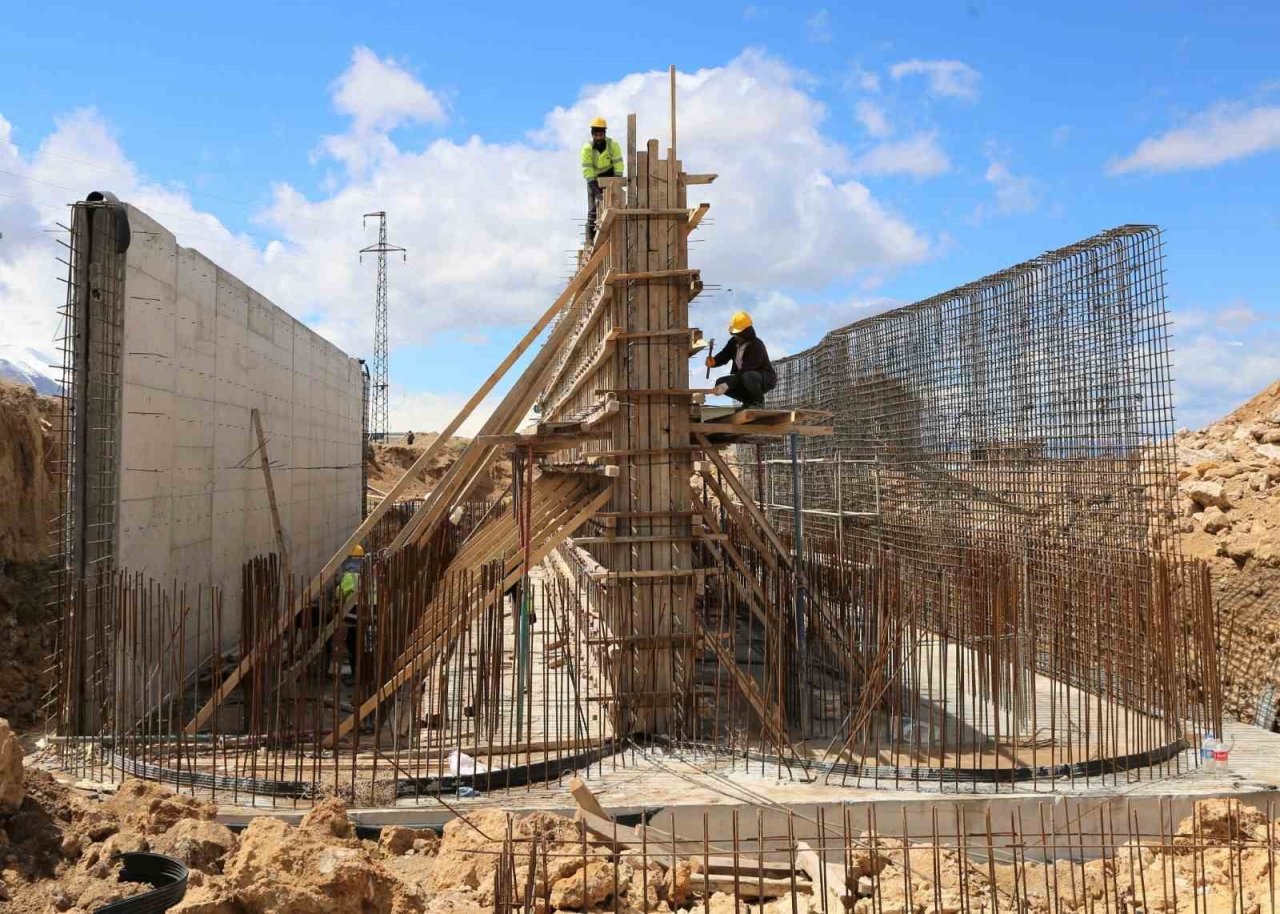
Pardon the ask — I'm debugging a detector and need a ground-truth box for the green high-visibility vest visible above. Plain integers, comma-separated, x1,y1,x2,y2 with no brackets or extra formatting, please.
581,138,625,181
340,570,358,599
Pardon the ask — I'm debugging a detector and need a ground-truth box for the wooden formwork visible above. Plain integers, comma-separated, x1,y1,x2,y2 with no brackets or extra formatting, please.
538,113,704,736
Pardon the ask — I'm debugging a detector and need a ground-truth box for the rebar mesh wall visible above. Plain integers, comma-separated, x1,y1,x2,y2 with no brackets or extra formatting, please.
747,225,1177,562
734,225,1217,758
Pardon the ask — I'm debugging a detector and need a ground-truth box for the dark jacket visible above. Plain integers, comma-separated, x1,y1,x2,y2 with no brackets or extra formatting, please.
711,326,775,380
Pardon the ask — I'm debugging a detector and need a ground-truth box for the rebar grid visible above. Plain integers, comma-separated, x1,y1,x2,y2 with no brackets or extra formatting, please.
48,200,127,734
46,166,1219,804
479,796,1280,914
744,225,1177,562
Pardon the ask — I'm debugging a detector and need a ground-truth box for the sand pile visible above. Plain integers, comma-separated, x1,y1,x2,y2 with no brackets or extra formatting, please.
366,435,512,502
1172,379,1280,722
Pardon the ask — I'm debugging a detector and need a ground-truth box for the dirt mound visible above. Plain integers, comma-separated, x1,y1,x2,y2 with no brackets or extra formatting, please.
199,813,426,914
1172,378,1280,722
0,771,219,913
366,436,511,503
0,381,61,729
0,379,59,564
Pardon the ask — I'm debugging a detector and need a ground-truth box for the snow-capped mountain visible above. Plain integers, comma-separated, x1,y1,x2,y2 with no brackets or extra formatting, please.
0,342,61,395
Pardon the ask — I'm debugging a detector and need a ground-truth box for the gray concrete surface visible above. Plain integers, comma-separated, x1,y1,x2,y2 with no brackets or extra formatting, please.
115,204,363,656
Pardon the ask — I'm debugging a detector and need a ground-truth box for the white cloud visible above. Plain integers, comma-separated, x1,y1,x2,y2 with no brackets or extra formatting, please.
332,46,446,132
0,49,931,433
322,47,448,174
854,99,892,138
806,9,833,43
845,66,881,94
0,108,265,374
972,148,1037,220
390,388,500,437
853,131,950,178
1108,101,1280,174
889,59,981,101
985,160,1036,213
1173,327,1280,430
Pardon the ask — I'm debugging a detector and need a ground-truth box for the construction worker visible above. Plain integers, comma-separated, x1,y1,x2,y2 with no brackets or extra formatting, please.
581,117,624,244
705,311,777,409
340,544,366,678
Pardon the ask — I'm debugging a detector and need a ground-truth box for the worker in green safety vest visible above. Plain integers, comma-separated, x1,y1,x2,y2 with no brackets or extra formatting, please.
581,116,624,245
339,544,366,678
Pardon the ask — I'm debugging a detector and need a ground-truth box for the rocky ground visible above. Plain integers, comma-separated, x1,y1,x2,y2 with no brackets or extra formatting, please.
1173,380,1280,723
2,720,1278,914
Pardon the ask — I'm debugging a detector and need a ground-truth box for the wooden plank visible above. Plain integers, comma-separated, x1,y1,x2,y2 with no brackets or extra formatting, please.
686,202,711,232
614,329,697,341
392,268,618,551
690,872,805,900
795,840,851,914
567,776,613,821
691,496,771,625
694,422,834,437
571,534,724,545
543,329,621,416
632,139,656,734
595,511,697,519
588,569,713,581
726,409,791,426
684,174,718,184
183,233,618,734
250,407,291,581
607,268,699,283
694,442,792,565
322,483,614,746
601,208,689,218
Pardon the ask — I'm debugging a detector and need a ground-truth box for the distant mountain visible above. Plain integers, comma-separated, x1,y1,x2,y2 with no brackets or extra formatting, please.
0,342,60,395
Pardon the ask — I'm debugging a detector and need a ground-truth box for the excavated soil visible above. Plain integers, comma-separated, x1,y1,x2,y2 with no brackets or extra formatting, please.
5,728,1280,914
0,380,60,729
366,436,512,502
0,380,59,564
1172,379,1280,723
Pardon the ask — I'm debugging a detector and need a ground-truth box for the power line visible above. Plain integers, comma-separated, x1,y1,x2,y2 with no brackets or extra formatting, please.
359,211,406,441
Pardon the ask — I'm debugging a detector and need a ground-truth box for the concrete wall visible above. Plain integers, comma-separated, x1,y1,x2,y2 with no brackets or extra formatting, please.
115,204,363,651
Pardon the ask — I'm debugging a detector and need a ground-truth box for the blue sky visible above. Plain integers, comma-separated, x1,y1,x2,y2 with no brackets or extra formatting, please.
2,0,1278,430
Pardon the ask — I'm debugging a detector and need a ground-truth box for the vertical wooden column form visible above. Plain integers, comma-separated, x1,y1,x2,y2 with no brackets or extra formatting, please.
603,119,694,737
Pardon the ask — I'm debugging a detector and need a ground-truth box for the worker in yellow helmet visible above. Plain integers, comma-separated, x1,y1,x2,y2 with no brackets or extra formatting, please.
704,311,777,409
339,544,367,680
581,117,625,244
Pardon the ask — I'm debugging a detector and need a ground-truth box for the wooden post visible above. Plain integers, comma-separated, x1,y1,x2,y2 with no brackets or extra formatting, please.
250,408,291,582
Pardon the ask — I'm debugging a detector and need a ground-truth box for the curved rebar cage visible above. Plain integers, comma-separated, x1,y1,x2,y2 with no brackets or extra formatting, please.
48,219,1218,806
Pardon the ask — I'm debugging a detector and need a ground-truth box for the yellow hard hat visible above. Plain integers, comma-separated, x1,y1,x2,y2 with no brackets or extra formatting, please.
729,311,753,334
350,544,365,558
590,117,607,130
